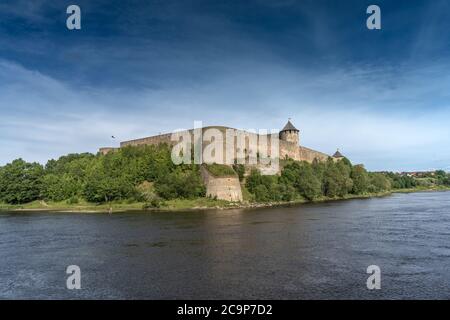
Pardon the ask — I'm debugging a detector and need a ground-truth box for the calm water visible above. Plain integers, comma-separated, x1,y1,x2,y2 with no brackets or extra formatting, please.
0,192,449,299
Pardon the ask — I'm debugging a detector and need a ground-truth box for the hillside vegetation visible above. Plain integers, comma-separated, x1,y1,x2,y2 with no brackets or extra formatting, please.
1,143,449,210
205,163,237,177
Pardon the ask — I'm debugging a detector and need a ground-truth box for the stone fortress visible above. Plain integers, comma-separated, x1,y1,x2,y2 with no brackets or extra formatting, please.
99,120,345,201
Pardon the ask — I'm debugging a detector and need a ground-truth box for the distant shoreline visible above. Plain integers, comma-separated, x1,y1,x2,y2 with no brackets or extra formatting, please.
2,187,450,213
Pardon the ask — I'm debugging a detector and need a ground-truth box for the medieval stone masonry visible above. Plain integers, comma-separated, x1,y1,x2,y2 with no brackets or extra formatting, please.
99,120,344,201
100,120,336,163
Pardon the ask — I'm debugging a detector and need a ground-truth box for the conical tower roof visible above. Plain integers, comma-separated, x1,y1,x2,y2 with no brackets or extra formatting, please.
333,149,344,158
281,120,299,132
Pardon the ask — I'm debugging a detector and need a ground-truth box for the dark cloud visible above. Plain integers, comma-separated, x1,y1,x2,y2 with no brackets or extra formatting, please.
1,0,450,171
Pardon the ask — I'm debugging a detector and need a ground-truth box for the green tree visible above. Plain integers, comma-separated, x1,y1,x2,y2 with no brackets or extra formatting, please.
351,165,369,194
245,169,292,202
323,160,353,197
83,160,136,202
254,185,270,202
435,170,450,186
0,159,44,204
277,183,298,201
369,173,391,192
295,164,321,200
41,173,81,201
281,162,321,200
155,166,205,199
245,169,263,194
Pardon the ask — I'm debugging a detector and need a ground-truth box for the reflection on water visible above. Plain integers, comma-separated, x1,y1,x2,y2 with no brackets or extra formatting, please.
0,192,449,299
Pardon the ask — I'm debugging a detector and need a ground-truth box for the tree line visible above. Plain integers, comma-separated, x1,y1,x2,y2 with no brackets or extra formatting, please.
245,158,392,202
0,144,205,205
1,144,449,205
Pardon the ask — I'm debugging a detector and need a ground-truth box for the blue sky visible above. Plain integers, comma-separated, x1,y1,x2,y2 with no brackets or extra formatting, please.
1,0,450,171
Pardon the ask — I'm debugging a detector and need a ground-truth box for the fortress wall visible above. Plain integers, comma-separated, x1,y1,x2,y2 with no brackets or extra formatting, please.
280,130,299,145
115,126,329,165
119,127,277,166
299,146,330,162
200,166,243,202
279,140,301,160
279,141,330,163
202,127,276,165
120,133,175,147
98,123,334,201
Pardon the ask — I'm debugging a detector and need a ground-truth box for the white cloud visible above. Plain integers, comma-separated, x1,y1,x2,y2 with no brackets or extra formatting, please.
1,58,450,172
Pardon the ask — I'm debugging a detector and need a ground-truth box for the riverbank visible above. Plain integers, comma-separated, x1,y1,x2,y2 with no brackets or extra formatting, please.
391,185,450,193
0,198,233,213
2,187,450,213
4,187,448,213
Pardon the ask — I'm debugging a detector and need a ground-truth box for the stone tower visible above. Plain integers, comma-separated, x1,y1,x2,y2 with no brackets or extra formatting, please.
279,120,300,145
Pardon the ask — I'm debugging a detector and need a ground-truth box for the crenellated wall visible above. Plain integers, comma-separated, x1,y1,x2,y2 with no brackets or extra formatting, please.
120,133,174,147
278,141,330,163
98,125,340,201
104,126,332,164
299,146,330,162
279,130,299,145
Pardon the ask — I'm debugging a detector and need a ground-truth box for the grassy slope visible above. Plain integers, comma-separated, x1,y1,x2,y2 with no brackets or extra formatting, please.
0,192,390,212
205,163,236,177
0,198,234,212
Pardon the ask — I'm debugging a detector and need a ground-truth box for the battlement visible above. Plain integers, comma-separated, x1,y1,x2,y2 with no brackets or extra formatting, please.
98,121,345,202
99,121,341,165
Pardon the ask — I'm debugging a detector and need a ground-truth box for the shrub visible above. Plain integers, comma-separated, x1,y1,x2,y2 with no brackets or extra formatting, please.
369,173,391,192
135,181,162,207
206,163,236,177
233,164,245,181
155,167,205,200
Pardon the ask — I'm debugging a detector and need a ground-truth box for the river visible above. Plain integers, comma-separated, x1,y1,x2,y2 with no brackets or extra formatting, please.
0,191,449,299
